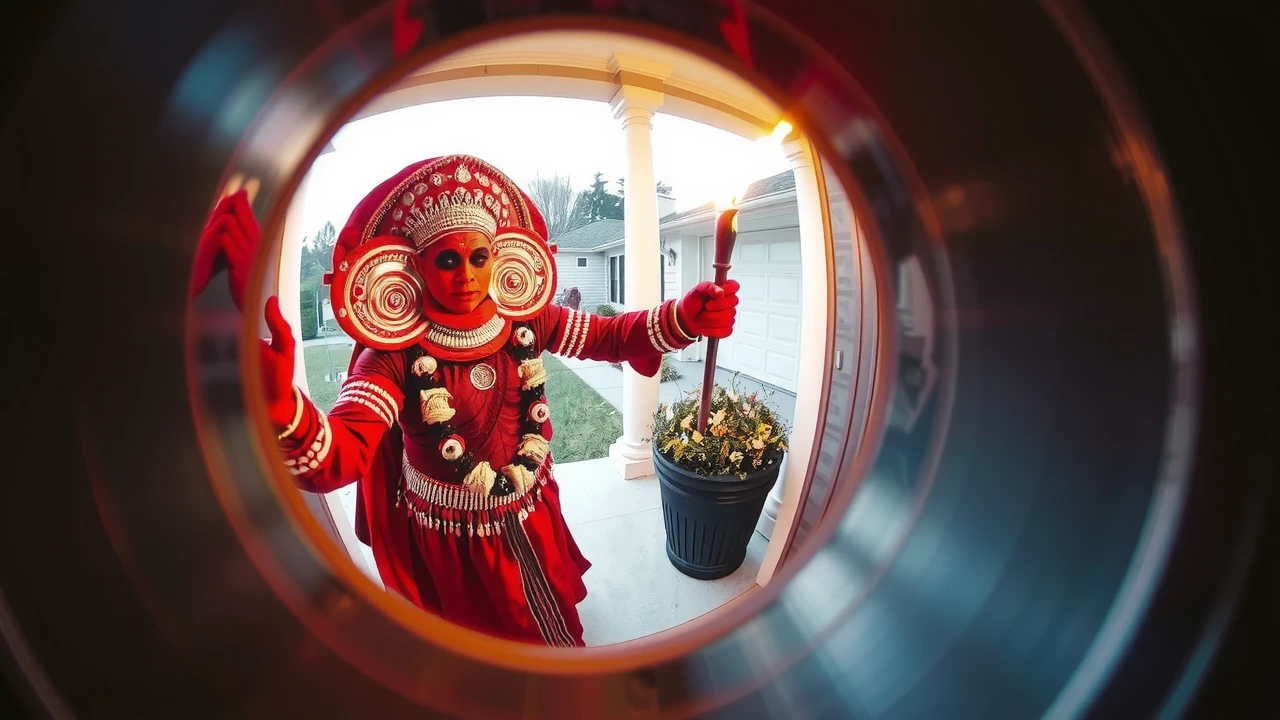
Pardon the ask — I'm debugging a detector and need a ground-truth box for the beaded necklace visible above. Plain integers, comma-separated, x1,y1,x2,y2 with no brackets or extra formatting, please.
404,322,551,497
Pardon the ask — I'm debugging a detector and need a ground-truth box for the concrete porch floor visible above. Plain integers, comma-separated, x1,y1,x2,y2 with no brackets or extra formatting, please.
555,458,768,646
332,458,767,646
324,352,791,645
545,355,795,644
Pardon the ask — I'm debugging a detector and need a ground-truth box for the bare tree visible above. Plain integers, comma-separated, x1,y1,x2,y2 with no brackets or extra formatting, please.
528,174,583,239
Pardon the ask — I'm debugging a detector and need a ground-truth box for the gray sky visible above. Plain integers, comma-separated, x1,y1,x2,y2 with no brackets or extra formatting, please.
296,95,791,244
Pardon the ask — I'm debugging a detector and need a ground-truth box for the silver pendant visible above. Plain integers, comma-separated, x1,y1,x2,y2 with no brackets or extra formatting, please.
470,363,497,391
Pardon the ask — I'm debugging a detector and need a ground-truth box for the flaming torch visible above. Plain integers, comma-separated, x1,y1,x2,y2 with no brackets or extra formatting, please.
695,198,739,433
696,120,793,433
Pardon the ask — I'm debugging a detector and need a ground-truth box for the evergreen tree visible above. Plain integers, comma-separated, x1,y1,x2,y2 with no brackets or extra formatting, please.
311,221,336,272
569,175,673,224
298,221,338,339
573,172,623,223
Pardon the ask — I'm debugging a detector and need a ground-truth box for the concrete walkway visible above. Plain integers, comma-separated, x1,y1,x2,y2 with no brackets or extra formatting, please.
556,355,796,428
302,332,356,348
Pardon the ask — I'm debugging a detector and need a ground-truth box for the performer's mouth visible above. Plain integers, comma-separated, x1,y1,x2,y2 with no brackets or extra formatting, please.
452,291,479,300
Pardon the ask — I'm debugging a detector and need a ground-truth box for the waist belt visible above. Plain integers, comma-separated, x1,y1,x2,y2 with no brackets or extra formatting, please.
398,451,550,538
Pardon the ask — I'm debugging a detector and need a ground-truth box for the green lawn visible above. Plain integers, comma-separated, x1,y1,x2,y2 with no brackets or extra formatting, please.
542,352,622,463
303,342,356,413
302,343,620,463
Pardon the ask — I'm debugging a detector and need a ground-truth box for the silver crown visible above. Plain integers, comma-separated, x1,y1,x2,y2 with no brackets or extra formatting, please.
400,185,499,248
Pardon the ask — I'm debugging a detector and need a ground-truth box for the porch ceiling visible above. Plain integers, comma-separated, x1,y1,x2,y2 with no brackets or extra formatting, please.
354,29,784,139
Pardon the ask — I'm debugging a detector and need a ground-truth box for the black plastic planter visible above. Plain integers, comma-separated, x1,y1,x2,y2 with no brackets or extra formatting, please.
653,448,783,580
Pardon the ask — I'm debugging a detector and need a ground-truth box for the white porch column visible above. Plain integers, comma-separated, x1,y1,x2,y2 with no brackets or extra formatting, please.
756,138,830,584
607,55,669,480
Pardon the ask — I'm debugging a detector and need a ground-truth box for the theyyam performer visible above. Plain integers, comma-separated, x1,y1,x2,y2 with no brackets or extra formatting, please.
192,154,740,646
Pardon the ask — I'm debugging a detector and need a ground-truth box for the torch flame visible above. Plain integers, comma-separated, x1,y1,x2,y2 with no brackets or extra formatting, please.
714,120,794,212
714,189,740,212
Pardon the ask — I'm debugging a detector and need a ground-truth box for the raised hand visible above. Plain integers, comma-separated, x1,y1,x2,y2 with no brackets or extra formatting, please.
191,187,261,312
261,296,300,430
677,279,741,339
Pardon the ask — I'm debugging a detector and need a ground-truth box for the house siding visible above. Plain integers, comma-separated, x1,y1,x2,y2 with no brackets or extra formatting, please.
555,252,609,309
677,235,707,361
663,257,679,304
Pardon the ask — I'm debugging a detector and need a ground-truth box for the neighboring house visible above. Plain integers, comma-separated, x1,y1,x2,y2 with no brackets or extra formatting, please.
549,193,677,311
549,174,803,394
549,219,623,310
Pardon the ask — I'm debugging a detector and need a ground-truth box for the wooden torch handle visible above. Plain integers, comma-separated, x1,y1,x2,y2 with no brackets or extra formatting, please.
697,208,739,434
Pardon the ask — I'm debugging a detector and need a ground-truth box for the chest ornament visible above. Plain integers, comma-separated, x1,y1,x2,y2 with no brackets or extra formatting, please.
470,363,497,391
401,323,551,500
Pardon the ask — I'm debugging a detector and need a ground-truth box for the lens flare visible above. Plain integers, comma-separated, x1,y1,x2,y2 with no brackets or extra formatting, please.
714,119,793,211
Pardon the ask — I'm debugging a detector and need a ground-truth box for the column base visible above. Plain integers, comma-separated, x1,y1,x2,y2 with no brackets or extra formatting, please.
755,460,788,540
755,510,778,540
609,440,655,480
757,490,784,539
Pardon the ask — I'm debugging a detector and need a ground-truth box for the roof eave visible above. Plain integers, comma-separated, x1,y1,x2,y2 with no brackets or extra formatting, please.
657,189,794,231
589,237,625,252
562,189,796,247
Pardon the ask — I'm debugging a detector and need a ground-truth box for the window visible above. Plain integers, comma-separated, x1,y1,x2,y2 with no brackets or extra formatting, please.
576,257,587,268
609,254,626,304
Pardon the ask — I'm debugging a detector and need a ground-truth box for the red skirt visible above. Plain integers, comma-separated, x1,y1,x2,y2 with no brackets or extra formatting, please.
385,452,591,646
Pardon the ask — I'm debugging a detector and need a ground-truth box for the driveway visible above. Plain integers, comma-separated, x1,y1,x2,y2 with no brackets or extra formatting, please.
303,332,356,348
556,356,796,428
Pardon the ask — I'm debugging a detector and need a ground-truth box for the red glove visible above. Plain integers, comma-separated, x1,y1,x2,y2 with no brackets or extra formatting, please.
261,296,301,430
677,279,740,339
191,190,260,312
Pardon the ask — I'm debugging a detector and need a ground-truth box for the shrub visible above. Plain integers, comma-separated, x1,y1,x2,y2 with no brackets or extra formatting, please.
660,355,681,382
596,303,619,317
299,294,319,341
652,382,790,478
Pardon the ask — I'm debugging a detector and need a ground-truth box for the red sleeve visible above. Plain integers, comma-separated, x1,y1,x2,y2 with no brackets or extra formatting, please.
537,300,699,376
277,348,405,493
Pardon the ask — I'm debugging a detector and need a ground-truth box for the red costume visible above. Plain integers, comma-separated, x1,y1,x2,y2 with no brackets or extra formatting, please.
195,155,739,646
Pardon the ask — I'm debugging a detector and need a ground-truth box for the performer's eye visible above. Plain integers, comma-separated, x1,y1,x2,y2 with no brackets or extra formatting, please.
434,250,462,270
469,249,490,268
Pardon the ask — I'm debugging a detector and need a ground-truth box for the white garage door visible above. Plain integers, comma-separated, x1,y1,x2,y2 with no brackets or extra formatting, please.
701,228,802,392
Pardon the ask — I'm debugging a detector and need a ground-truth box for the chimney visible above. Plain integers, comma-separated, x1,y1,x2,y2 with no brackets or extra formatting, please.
657,192,677,220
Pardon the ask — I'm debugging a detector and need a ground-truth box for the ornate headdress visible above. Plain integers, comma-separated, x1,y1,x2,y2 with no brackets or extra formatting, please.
328,155,556,354
384,161,504,246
